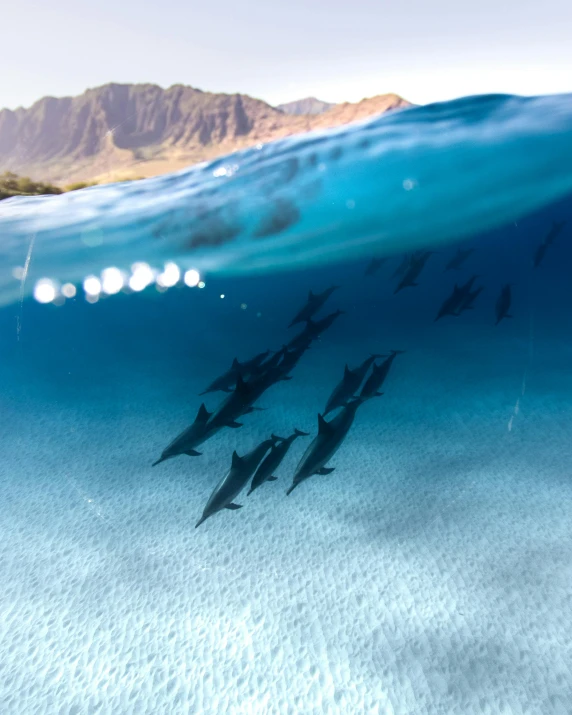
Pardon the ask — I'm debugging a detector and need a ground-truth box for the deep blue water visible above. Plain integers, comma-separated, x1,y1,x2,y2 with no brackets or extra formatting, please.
1,94,572,714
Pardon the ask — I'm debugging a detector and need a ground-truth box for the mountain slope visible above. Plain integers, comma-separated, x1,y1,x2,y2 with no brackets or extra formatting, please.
0,84,411,184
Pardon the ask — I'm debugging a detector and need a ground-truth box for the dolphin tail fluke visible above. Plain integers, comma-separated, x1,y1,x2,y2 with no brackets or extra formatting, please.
294,428,310,437
225,503,242,510
267,476,278,481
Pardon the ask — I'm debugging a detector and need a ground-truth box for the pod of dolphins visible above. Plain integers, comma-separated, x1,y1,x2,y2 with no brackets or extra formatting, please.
154,219,566,530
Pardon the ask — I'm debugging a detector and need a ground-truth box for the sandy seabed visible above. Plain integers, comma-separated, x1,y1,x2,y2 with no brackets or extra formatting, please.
1,281,571,715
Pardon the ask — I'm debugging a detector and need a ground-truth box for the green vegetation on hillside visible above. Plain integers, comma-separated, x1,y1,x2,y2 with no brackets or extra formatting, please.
0,171,145,200
63,180,98,192
0,171,63,200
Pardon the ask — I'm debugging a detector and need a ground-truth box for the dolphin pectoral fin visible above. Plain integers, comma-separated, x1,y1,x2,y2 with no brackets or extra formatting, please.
246,406,266,412
316,467,335,475
184,449,202,457
151,457,165,467
225,421,243,428
225,503,243,510
267,476,278,481
280,376,293,382
221,387,233,393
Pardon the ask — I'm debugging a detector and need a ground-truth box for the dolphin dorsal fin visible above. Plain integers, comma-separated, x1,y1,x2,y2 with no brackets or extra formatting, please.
195,403,211,423
231,451,243,468
231,358,240,369
343,364,354,379
308,289,315,301
318,414,333,436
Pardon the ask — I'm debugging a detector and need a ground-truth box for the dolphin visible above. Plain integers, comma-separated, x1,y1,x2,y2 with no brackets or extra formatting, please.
288,285,339,328
256,347,287,374
287,309,344,350
247,428,309,496
195,436,279,527
276,343,311,378
199,349,272,395
456,285,484,314
445,247,474,271
360,350,404,397
286,395,379,496
545,220,566,245
495,284,513,325
207,368,291,430
533,220,567,268
434,284,464,321
532,241,549,269
392,254,411,279
434,275,478,321
152,403,215,466
324,354,384,414
394,250,434,293
364,257,386,276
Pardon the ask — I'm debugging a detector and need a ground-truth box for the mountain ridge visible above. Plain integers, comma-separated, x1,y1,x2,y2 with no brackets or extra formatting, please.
0,83,411,184
276,97,336,115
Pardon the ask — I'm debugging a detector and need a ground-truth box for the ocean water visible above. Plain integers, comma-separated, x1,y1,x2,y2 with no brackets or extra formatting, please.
1,94,572,714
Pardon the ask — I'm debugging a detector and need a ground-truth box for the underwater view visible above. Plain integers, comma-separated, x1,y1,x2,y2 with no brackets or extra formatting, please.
2,92,572,714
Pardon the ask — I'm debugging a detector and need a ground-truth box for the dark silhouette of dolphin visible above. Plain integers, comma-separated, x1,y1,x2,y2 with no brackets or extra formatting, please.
445,247,474,271
533,220,566,268
287,309,344,350
456,285,484,314
324,354,383,414
286,395,379,496
288,285,339,328
208,368,291,430
199,349,272,395
435,275,478,321
247,429,309,496
195,436,279,528
152,403,215,466
360,350,404,397
495,284,513,325
394,251,434,293
392,254,411,279
545,220,566,245
364,257,386,276
276,343,311,378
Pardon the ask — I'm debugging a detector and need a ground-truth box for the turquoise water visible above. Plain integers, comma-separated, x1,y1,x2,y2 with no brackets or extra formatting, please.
1,94,572,714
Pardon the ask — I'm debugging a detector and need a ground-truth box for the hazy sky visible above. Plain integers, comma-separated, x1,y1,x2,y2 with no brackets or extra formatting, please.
2,0,571,110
